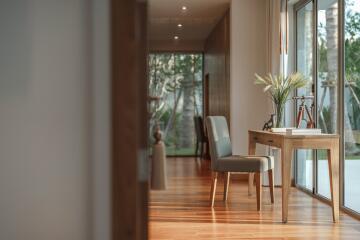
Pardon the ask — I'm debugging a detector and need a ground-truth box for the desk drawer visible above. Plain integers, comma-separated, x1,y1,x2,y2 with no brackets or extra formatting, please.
250,132,282,148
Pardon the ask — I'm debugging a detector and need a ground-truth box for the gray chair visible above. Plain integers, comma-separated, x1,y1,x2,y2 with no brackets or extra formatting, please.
205,116,274,210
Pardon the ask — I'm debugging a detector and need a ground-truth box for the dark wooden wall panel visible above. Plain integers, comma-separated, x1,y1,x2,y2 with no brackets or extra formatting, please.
111,0,148,239
204,10,230,125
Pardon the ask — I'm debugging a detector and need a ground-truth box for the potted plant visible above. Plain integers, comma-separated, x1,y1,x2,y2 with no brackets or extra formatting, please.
255,72,309,128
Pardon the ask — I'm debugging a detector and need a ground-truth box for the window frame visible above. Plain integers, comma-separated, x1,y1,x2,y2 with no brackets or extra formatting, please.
294,0,317,195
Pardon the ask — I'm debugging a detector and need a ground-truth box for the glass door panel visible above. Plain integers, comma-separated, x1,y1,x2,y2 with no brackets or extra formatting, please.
344,0,360,212
316,0,339,199
296,2,314,191
148,53,203,156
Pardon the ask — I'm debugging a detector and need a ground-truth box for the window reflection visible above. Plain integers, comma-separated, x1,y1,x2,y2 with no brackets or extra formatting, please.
296,2,314,191
317,0,338,199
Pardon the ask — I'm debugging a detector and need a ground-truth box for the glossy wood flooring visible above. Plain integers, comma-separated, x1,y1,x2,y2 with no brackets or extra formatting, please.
149,157,360,239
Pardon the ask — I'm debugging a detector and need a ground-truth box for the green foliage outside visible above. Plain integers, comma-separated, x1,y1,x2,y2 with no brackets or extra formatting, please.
317,1,360,155
148,53,203,156
345,2,360,133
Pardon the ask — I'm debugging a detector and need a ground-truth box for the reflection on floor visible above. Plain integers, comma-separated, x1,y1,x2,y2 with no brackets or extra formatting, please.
149,157,360,239
299,159,360,212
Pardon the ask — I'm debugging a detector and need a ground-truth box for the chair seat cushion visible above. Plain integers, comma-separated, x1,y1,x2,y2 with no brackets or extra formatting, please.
215,155,274,172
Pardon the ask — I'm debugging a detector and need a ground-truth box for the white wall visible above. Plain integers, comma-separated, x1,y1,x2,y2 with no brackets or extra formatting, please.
230,0,271,155
0,1,111,239
91,0,111,239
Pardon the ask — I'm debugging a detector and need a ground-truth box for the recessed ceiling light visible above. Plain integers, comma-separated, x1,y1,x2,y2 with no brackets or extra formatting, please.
177,23,183,28
182,6,187,11
174,36,179,40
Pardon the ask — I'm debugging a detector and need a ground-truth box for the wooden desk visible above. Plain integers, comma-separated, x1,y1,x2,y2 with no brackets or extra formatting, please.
248,130,340,223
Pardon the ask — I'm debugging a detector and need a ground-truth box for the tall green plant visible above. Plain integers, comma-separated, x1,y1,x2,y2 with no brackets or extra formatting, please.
255,72,309,127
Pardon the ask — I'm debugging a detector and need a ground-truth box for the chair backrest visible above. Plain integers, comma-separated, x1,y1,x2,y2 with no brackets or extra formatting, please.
205,116,232,170
193,116,206,142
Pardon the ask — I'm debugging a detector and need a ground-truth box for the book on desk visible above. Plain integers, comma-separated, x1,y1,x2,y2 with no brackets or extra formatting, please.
271,128,322,135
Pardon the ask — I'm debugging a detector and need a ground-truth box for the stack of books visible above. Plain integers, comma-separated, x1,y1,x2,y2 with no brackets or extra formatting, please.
286,128,322,135
271,128,322,135
271,128,293,133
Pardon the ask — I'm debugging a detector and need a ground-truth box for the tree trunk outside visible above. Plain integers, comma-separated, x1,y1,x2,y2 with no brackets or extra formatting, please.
163,88,183,140
179,75,195,148
305,9,313,81
326,3,338,133
326,3,357,151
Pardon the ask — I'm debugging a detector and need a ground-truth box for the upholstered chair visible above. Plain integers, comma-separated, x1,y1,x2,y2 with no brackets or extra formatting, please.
205,116,274,210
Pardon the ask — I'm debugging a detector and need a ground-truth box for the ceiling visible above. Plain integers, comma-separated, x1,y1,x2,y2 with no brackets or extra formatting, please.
148,0,230,41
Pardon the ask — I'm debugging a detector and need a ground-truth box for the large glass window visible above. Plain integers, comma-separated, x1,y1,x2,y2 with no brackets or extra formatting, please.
148,53,203,156
317,0,339,199
294,0,360,216
344,0,360,213
296,2,314,191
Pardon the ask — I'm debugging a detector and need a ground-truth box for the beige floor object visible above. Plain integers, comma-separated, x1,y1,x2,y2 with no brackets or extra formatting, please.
151,141,167,190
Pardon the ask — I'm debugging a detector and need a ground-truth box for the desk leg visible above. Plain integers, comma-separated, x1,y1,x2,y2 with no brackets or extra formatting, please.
281,143,292,223
328,145,340,222
248,136,256,196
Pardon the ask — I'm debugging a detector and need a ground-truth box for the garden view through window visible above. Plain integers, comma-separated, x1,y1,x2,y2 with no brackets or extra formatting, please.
296,0,360,214
149,53,203,156
316,0,338,199
296,1,314,191
344,0,360,213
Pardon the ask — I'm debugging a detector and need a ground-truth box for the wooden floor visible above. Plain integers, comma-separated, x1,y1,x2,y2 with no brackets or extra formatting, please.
149,157,360,239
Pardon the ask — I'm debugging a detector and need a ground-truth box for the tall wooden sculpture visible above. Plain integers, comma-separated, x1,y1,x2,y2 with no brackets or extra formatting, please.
149,96,167,190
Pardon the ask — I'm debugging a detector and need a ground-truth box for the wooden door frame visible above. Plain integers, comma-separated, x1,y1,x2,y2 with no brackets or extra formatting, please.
111,0,148,239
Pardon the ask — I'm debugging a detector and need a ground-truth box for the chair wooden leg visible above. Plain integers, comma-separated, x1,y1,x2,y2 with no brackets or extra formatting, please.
210,172,218,207
223,172,230,201
268,169,274,204
255,172,262,211
195,141,199,157
205,141,209,159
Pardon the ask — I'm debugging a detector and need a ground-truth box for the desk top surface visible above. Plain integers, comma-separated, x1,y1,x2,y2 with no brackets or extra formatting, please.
249,130,340,139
